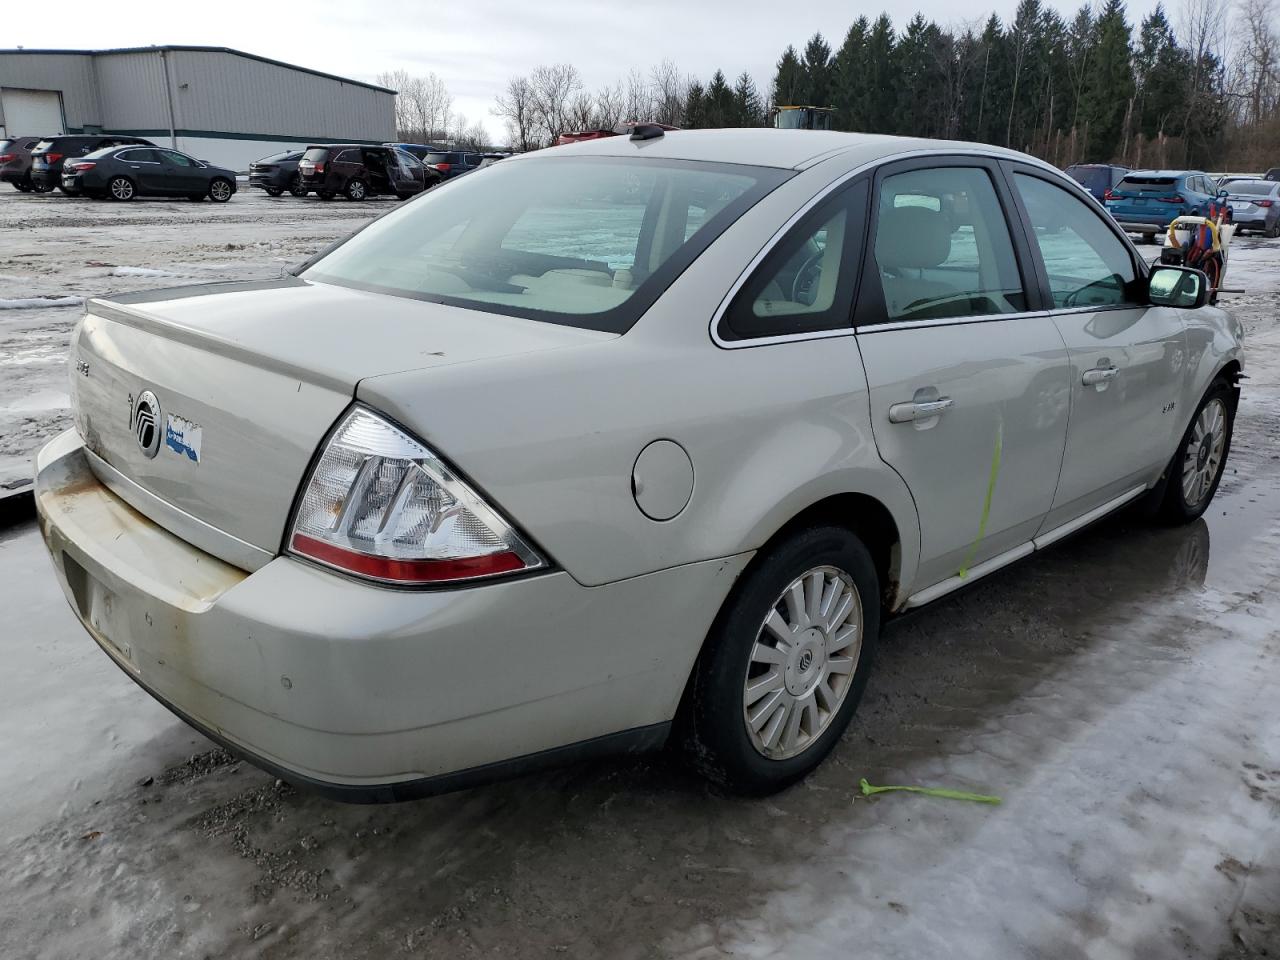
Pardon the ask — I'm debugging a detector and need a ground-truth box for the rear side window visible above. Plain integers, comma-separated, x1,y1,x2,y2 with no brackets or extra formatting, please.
871,166,1027,321
1014,173,1139,309
720,181,867,341
118,148,161,163
158,149,195,167
334,149,360,163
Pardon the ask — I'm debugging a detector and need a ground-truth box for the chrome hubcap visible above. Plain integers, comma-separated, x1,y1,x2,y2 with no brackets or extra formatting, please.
1181,399,1226,507
111,178,131,199
212,181,230,200
743,565,862,760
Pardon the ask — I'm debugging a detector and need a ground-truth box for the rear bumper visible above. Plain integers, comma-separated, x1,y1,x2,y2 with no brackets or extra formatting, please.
35,431,745,799
31,169,62,188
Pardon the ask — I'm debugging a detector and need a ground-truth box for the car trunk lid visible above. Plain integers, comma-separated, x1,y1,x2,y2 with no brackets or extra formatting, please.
70,276,612,564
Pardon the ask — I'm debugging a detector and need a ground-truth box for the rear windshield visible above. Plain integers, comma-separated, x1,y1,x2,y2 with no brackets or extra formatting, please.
1066,166,1110,190
1223,180,1275,197
0,140,13,153
1117,176,1177,193
302,148,330,162
33,140,57,152
303,156,789,333
423,152,461,164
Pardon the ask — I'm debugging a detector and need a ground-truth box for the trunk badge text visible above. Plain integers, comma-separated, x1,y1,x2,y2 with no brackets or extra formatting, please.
75,360,90,377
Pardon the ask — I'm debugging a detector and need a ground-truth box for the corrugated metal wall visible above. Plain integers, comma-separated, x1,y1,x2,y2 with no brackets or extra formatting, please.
0,53,100,131
168,50,394,141
0,48,395,142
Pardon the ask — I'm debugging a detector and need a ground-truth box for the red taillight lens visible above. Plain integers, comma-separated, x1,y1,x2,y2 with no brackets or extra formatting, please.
1258,199,1273,207
66,161,96,171
0,153,14,163
1158,194,1185,203
46,152,63,164
289,407,546,585
434,162,451,172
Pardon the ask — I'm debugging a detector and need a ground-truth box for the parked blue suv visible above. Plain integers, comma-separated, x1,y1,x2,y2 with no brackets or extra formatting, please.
1104,170,1224,244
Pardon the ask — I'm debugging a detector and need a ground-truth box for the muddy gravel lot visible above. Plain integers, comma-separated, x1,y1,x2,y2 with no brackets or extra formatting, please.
1,188,1279,959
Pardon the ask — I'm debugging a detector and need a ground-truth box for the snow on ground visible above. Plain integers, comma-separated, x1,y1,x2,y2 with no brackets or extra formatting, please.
0,189,1279,959
0,189,385,489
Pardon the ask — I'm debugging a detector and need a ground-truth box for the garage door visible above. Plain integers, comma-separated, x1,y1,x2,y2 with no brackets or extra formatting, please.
1,89,64,138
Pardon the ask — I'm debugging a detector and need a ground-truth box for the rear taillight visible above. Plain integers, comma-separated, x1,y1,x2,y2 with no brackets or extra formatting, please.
289,407,545,585
0,154,14,163
434,162,451,172
1258,199,1274,207
1158,194,1185,203
314,163,325,174
66,161,96,171
46,152,63,164
1103,189,1115,201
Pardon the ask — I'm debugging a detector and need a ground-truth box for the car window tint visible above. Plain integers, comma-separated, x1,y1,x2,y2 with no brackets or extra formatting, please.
872,167,1026,321
118,148,161,163
159,150,195,167
720,181,866,341
1014,173,1140,309
335,149,359,163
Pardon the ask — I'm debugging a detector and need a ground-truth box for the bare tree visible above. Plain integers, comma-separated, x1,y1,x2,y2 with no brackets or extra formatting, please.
568,90,597,132
622,67,653,121
376,69,454,143
1236,0,1280,125
594,81,627,129
529,63,583,144
492,76,540,152
1178,0,1230,162
650,59,688,126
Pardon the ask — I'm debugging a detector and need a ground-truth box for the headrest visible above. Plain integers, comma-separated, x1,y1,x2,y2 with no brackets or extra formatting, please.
876,205,951,269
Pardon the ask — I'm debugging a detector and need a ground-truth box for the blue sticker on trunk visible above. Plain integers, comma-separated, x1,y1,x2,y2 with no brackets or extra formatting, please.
164,414,202,463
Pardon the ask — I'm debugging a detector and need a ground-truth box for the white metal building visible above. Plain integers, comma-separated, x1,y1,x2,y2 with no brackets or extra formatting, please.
0,46,396,170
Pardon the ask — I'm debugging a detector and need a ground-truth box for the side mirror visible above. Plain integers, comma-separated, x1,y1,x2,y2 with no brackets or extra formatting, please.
1148,264,1209,309
1217,188,1229,199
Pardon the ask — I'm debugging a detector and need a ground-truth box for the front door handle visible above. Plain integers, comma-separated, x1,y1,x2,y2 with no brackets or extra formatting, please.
889,396,954,423
1082,366,1120,386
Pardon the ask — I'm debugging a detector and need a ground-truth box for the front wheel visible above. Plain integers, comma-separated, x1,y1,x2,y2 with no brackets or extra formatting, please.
265,186,283,197
682,526,879,794
287,174,307,198
209,178,233,203
344,178,367,201
108,176,135,201
1156,379,1235,523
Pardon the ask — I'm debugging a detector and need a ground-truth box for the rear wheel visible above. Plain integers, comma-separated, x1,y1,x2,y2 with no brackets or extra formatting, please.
287,174,307,198
1267,222,1280,239
682,526,879,794
209,178,233,203
12,179,30,193
108,176,135,201
1142,232,1157,245
265,186,283,197
344,178,367,201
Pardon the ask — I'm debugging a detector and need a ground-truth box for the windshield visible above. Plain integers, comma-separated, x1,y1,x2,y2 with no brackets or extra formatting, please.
1224,180,1275,197
303,156,788,333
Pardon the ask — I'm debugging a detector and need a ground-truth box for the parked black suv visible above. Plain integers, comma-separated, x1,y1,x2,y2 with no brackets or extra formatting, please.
30,135,156,193
297,144,437,200
422,150,489,180
1,137,44,192
249,150,308,197
1064,163,1130,202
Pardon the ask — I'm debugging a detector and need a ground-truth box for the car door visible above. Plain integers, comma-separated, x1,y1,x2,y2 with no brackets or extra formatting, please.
1005,164,1187,532
116,148,165,192
854,158,1072,595
155,149,205,194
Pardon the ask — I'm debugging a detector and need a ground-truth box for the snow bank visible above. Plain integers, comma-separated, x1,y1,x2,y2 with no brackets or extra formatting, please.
0,296,83,310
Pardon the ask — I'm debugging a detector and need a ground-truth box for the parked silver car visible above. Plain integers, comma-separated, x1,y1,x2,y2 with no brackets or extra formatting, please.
35,130,1243,799
1219,177,1280,237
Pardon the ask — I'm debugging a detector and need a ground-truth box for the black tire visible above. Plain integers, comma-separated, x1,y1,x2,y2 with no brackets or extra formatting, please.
1267,222,1280,239
12,180,30,193
344,178,368,201
287,174,307,198
682,526,880,794
208,178,233,203
1152,378,1236,524
108,176,135,201
1143,232,1157,245
265,186,283,197
30,180,53,193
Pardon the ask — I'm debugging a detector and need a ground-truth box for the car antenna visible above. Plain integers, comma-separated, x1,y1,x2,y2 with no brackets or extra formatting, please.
625,123,666,142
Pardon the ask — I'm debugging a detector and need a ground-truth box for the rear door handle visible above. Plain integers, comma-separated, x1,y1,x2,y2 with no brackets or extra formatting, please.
1082,366,1119,386
889,397,954,423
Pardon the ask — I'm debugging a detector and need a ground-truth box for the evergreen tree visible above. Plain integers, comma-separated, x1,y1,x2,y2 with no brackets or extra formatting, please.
704,70,735,127
801,33,834,106
895,15,949,137
732,72,764,126
864,14,898,134
683,80,706,129
1079,0,1135,159
831,17,871,131
773,46,804,106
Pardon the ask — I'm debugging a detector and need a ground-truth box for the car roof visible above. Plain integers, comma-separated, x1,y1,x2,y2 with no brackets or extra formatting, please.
521,129,1036,171
1122,169,1204,178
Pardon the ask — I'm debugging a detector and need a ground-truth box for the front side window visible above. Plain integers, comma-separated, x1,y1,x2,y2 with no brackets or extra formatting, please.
1014,173,1140,309
872,166,1026,321
720,181,866,341
303,157,788,333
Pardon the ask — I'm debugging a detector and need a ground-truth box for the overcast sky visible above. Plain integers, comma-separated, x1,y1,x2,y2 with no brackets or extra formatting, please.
14,0,1171,141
